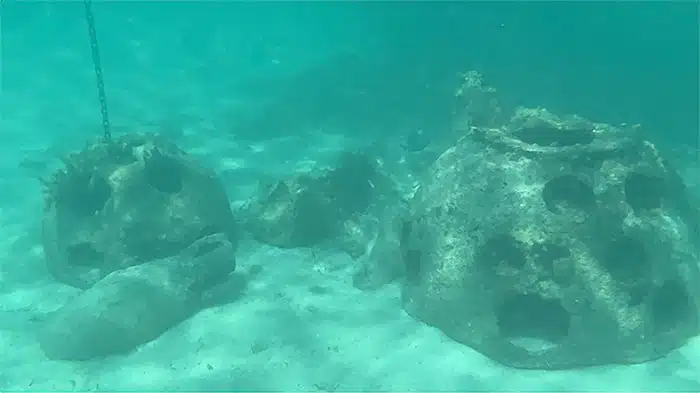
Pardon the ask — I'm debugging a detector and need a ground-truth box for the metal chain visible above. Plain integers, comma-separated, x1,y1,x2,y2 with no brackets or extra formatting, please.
83,0,112,142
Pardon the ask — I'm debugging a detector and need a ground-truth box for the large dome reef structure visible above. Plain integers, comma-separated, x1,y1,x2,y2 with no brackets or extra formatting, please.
399,86,700,369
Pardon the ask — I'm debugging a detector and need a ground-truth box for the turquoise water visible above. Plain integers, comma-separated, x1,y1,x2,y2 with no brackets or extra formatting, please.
5,2,697,146
1,1,699,391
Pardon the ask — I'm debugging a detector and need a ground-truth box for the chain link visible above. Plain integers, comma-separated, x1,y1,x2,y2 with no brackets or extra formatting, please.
84,0,112,142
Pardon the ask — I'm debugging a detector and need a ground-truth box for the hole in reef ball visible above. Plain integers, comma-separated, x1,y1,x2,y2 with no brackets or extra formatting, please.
61,172,112,217
599,235,650,283
496,292,570,351
476,234,527,270
542,175,596,215
650,280,694,335
624,172,665,211
145,152,184,194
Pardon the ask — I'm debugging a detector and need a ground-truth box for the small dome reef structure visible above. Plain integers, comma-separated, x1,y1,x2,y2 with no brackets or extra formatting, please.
38,133,238,360
41,133,238,289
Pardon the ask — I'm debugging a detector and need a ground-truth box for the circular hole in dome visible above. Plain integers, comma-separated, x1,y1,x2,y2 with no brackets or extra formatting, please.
476,234,526,270
145,151,184,194
624,172,665,211
599,235,650,283
59,172,112,217
650,280,693,335
627,284,651,307
542,175,596,215
497,293,570,352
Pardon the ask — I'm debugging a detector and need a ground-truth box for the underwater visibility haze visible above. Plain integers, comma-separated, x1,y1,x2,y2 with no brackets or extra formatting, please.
1,1,699,391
